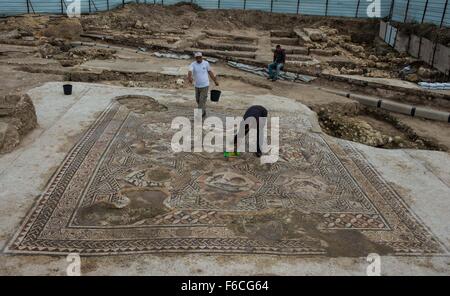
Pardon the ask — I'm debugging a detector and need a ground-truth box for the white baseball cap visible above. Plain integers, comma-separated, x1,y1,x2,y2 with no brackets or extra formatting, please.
194,52,203,57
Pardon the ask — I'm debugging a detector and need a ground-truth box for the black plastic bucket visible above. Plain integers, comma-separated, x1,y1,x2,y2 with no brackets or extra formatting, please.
63,84,73,95
210,89,221,102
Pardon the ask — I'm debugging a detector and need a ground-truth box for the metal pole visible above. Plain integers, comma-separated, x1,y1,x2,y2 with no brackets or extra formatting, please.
431,41,438,66
383,21,388,42
389,0,395,21
107,0,109,10
421,0,429,23
406,34,411,53
440,0,449,28
325,0,329,16
404,0,411,22
218,0,220,9
26,0,30,14
60,0,63,14
270,0,273,13
355,0,361,18
244,0,246,10
89,0,91,13
418,37,422,58
296,0,300,15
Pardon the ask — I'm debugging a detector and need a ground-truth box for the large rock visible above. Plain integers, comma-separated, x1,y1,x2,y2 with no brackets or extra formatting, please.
0,93,37,153
417,66,439,79
39,43,62,58
405,73,420,82
303,28,328,42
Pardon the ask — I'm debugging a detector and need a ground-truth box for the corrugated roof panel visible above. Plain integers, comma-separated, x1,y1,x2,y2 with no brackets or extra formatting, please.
327,0,358,18
0,0,447,28
297,0,327,15
391,0,408,22
405,1,427,23
244,0,272,11
220,0,245,9
194,0,220,9
423,0,448,25
272,0,298,14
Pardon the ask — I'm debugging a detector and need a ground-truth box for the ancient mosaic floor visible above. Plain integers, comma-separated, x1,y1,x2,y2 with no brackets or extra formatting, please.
5,95,448,256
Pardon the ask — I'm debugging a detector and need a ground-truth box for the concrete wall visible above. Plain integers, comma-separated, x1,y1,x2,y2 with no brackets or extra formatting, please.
394,30,410,52
380,20,450,75
434,43,450,74
409,34,422,57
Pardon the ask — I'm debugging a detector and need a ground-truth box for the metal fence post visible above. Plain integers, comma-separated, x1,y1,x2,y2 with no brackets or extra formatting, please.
325,0,329,16
355,0,361,18
218,0,221,9
89,0,91,13
107,0,110,10
388,0,395,21
270,0,273,13
440,0,449,27
26,0,30,14
431,40,438,66
60,0,63,14
404,0,411,22
244,0,246,10
296,0,300,14
421,0,429,23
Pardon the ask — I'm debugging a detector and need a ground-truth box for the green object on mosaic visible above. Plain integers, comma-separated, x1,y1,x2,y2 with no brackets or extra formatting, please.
223,151,241,158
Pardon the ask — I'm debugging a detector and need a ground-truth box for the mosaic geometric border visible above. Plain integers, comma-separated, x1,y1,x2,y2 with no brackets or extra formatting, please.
4,102,448,256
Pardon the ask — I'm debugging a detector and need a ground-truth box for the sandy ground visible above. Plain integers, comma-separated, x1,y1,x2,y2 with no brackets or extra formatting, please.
0,4,449,276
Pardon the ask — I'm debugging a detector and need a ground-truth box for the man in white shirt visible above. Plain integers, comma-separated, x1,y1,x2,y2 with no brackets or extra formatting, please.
187,52,219,118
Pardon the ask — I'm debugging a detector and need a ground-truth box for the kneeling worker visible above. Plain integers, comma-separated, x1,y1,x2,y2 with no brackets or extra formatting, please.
232,105,268,158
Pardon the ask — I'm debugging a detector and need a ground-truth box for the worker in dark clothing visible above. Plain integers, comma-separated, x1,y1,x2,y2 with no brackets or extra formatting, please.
268,45,286,81
233,105,268,158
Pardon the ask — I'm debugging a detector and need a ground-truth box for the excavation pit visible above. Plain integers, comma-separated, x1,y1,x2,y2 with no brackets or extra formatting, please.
318,104,445,151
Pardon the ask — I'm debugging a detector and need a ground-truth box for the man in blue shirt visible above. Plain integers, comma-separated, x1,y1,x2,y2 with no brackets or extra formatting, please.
268,45,286,81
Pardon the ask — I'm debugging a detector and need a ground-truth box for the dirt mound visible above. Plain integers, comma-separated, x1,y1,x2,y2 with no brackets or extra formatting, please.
43,18,83,40
81,3,381,33
0,93,37,154
116,95,168,113
172,1,205,11
0,15,49,34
